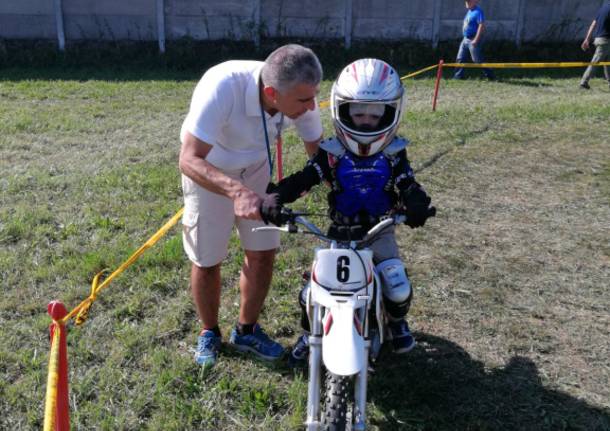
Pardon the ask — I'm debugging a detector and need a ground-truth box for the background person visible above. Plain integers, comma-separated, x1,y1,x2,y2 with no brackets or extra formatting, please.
178,44,323,368
453,0,495,81
579,0,610,89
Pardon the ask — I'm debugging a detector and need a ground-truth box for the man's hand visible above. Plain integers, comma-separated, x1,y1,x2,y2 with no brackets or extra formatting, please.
581,39,590,51
233,187,263,220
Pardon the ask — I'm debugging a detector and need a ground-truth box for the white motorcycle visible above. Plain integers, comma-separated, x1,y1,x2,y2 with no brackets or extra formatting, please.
255,208,433,430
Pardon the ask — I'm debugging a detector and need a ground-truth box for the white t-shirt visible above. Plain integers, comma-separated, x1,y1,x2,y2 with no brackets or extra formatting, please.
181,60,323,171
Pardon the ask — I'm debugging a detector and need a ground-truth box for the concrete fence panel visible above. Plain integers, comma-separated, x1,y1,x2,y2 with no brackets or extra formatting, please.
0,0,55,39
261,0,346,38
352,0,435,41
0,0,605,48
166,0,256,40
62,0,156,40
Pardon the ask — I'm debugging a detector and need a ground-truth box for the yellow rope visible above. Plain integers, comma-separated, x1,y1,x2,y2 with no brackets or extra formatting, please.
443,61,610,68
400,64,439,79
60,208,184,325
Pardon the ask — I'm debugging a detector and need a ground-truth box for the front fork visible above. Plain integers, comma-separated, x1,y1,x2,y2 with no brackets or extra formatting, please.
305,303,371,431
306,304,323,430
353,339,370,430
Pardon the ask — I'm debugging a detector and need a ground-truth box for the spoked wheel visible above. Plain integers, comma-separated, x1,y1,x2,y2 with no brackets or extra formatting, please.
321,371,353,431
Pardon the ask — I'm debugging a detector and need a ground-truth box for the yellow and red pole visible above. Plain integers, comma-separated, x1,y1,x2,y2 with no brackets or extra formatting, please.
45,301,70,431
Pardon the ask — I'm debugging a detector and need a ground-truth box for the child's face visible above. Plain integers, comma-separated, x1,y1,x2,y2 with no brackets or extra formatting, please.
465,0,478,9
348,103,384,132
351,113,382,130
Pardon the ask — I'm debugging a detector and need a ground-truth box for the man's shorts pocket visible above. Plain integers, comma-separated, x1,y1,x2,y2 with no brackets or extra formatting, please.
182,209,199,263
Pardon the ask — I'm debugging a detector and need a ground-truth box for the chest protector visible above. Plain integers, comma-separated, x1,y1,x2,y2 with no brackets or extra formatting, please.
334,151,392,217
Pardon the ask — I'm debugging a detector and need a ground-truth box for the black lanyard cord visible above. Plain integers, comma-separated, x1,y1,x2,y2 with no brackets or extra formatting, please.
259,99,284,177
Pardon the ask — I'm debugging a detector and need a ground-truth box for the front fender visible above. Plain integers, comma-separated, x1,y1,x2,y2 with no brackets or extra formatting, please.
322,306,365,376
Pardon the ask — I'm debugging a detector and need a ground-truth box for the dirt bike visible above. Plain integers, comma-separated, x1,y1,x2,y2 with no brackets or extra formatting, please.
254,207,434,430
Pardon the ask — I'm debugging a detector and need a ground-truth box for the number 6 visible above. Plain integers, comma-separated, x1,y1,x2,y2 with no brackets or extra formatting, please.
337,256,350,282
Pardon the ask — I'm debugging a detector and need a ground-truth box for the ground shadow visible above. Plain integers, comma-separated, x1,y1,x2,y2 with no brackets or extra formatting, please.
368,333,609,431
494,78,553,87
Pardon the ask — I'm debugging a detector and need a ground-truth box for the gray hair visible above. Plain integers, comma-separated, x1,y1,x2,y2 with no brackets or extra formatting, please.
261,44,323,93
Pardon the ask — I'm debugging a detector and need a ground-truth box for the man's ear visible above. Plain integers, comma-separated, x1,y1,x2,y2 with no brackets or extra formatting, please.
263,86,277,102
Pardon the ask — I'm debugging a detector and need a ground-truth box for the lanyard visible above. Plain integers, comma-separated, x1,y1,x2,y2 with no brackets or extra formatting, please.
259,100,283,176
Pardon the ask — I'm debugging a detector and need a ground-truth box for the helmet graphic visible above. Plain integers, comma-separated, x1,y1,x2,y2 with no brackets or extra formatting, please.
330,58,405,157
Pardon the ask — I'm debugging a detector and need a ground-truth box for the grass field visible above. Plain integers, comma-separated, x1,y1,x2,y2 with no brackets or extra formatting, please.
1,62,609,430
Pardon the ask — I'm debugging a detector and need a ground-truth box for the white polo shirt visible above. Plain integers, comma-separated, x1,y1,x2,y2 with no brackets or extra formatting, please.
181,60,323,172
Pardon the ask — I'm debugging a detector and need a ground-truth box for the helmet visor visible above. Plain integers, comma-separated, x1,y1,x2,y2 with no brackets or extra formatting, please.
338,99,399,136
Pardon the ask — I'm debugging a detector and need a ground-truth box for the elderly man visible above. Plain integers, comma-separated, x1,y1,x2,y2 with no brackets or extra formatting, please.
179,44,323,368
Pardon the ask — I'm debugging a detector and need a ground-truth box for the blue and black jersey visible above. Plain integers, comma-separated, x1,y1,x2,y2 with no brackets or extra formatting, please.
270,137,418,236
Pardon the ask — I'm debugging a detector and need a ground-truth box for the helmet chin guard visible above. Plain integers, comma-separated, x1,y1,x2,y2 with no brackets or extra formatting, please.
331,58,405,157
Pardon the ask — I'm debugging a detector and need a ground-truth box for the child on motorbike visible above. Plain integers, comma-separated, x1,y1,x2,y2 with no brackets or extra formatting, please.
261,58,434,365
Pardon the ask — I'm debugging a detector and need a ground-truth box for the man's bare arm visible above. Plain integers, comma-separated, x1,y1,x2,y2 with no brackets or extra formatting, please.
582,20,597,51
472,23,485,45
178,131,262,219
303,134,323,157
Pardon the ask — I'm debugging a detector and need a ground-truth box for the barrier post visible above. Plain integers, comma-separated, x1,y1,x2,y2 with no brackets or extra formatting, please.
47,301,70,431
432,59,444,112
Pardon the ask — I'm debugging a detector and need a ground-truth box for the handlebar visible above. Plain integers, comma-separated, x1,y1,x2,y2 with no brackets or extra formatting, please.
254,206,436,247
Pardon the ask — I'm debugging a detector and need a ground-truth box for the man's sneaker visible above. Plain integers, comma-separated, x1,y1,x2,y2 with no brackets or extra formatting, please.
288,333,309,367
229,324,284,361
194,330,221,368
580,81,591,90
388,320,416,354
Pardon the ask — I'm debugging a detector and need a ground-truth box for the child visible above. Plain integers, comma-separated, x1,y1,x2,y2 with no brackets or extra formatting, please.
262,58,434,364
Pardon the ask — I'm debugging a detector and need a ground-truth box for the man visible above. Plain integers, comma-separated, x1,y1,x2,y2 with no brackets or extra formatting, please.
453,0,495,81
579,0,610,89
178,44,323,368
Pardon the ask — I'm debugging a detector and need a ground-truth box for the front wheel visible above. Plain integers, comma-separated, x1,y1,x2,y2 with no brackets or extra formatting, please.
322,371,353,431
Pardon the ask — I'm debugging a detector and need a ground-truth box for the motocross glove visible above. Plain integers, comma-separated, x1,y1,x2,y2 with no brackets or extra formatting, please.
260,193,283,226
400,183,432,228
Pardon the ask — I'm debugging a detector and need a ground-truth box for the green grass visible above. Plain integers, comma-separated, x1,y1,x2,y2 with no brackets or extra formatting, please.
1,61,609,430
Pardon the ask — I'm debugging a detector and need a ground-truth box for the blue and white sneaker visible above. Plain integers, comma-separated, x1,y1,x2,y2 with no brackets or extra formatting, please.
194,330,222,368
229,324,284,361
288,332,309,367
388,319,416,354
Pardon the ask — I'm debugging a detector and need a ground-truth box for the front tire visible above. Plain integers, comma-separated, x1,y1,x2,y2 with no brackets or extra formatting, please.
322,371,353,431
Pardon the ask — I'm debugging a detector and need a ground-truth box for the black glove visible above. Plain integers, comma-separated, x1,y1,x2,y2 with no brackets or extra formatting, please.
260,193,283,226
400,183,432,228
265,182,278,194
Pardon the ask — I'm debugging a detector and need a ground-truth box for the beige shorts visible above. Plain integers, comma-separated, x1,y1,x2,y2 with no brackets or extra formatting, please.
181,159,280,267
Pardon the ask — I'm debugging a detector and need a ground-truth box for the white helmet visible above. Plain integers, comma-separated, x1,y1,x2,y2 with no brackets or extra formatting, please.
330,58,405,157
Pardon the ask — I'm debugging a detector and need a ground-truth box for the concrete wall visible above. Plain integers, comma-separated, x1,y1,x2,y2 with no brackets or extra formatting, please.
0,0,605,47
